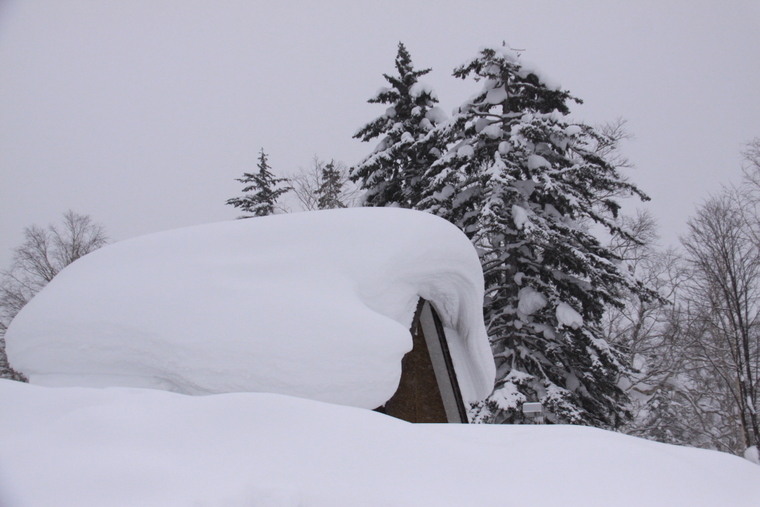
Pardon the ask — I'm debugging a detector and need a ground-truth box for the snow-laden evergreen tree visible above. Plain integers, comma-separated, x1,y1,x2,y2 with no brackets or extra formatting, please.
351,42,447,208
417,45,650,427
226,149,291,218
316,160,347,209
291,158,359,211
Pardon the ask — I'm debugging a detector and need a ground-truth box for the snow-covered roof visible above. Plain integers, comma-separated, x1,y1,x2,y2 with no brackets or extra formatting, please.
6,208,495,407
1,380,758,506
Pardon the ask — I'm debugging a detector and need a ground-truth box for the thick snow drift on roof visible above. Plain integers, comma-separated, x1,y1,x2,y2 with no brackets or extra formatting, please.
1,381,758,507
6,208,494,407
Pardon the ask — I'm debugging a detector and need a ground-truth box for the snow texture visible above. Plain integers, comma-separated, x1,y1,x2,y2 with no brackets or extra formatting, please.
527,154,551,170
745,445,760,465
517,286,548,316
556,302,584,329
1,380,758,507
408,81,437,100
518,57,562,90
480,123,502,139
490,381,526,411
5,208,494,407
461,45,562,93
512,204,529,230
425,106,448,124
484,86,508,104
457,144,475,158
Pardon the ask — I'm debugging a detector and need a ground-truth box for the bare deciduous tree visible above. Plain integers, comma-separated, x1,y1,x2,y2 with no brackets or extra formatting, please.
741,138,760,182
594,117,635,172
605,212,696,445
681,192,760,456
0,211,107,380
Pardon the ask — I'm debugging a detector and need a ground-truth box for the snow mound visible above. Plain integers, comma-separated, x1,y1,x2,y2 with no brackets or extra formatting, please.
1,380,758,507
745,445,760,465
556,301,584,329
6,208,494,407
512,204,529,229
517,286,547,316
409,81,437,100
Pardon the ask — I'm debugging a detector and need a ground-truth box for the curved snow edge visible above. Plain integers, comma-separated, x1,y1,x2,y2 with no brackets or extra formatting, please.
7,208,495,406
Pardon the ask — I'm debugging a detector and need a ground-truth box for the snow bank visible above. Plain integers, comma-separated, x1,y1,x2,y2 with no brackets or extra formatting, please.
1,380,758,507
6,208,494,407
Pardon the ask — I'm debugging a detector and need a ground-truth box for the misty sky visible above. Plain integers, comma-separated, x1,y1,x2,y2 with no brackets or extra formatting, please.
1,0,759,267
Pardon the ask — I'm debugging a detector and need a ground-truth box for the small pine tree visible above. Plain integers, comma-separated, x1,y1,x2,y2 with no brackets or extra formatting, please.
227,149,291,218
316,161,347,209
351,42,446,208
420,45,650,427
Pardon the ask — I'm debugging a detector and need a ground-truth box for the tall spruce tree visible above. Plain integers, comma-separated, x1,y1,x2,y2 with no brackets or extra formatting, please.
351,42,447,208
419,45,649,427
227,149,291,218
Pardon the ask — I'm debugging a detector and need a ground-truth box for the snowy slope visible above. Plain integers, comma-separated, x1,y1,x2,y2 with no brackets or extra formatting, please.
5,208,494,407
0,380,758,507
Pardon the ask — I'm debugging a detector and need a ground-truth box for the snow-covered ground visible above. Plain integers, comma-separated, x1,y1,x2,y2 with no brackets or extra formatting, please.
3,208,759,505
5,208,494,407
1,380,758,507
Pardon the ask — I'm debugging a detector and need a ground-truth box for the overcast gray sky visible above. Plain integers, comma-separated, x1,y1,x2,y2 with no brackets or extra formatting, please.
1,0,759,267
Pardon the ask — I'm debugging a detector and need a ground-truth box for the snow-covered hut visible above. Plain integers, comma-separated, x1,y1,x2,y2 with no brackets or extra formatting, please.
5,208,495,422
